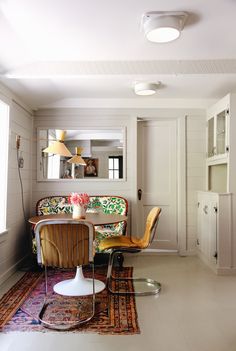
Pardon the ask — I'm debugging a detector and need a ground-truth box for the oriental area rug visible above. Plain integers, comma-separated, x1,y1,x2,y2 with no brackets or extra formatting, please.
0,266,140,334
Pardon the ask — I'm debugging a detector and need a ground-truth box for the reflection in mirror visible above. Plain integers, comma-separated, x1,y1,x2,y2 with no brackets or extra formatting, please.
38,128,125,180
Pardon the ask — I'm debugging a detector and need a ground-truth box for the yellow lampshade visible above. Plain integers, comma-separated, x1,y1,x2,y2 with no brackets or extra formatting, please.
43,130,72,157
67,147,86,166
43,141,72,157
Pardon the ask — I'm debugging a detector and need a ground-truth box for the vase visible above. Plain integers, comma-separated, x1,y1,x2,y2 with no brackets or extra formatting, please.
72,204,86,219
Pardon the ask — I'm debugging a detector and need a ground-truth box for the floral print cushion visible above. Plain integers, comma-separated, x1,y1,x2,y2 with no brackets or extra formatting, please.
87,196,128,252
36,196,72,215
33,195,128,253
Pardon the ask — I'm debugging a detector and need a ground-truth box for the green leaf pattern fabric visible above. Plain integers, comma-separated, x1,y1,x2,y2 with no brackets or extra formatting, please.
32,195,127,253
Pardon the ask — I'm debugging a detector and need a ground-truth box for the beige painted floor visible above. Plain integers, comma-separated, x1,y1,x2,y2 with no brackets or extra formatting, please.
1,255,236,351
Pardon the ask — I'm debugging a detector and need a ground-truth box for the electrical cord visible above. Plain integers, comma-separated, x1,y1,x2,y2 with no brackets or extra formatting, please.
16,149,27,223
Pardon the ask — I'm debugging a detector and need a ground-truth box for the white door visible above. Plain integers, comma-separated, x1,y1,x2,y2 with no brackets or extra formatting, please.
137,120,178,250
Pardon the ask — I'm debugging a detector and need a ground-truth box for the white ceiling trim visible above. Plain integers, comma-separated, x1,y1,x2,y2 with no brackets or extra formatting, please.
39,97,216,109
3,59,236,78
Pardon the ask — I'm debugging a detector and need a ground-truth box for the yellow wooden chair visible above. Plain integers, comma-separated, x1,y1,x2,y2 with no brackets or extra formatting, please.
98,207,162,296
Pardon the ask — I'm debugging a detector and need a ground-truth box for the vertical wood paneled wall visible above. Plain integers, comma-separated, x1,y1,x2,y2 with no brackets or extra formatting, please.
186,115,206,252
0,95,33,284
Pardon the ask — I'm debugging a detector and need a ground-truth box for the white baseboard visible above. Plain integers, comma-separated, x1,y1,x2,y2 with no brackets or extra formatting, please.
0,255,28,286
127,249,199,256
197,250,236,275
179,249,197,256
216,267,236,275
140,249,178,255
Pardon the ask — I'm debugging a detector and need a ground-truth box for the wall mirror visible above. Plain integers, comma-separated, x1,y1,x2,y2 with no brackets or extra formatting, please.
37,127,126,181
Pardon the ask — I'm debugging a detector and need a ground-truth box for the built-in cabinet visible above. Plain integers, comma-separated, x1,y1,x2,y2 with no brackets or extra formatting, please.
197,191,231,273
197,93,236,274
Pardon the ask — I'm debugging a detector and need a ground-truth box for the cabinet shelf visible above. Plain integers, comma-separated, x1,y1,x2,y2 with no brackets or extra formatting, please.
206,153,228,165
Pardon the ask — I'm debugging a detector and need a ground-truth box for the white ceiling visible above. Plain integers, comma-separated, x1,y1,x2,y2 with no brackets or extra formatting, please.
0,0,236,109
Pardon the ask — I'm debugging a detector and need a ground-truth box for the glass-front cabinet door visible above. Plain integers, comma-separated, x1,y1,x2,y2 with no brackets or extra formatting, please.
207,108,229,159
207,117,215,157
216,110,227,155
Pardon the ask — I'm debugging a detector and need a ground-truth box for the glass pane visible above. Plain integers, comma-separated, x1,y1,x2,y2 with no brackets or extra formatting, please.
109,158,113,168
216,110,226,155
114,158,119,168
109,170,114,179
114,170,119,179
208,117,214,157
47,154,60,179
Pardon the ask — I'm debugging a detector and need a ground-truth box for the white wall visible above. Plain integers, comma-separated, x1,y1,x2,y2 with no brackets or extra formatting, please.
0,85,33,284
186,115,206,253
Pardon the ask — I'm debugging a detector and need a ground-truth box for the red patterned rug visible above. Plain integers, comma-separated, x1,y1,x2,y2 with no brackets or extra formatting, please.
0,266,140,334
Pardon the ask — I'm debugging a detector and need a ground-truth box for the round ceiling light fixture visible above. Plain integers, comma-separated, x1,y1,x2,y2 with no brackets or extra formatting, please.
142,11,188,43
134,82,160,96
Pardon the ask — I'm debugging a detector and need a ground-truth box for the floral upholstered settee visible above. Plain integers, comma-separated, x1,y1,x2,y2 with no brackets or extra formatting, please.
33,195,128,253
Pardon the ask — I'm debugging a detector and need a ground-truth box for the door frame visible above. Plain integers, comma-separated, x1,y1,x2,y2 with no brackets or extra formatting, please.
135,115,187,255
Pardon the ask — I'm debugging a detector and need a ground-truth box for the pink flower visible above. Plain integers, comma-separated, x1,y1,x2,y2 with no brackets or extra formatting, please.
69,192,90,206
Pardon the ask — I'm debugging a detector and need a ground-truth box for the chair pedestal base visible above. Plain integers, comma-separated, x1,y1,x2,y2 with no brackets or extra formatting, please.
53,266,105,296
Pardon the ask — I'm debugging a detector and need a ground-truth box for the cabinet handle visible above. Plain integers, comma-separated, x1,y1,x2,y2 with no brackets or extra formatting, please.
203,205,208,214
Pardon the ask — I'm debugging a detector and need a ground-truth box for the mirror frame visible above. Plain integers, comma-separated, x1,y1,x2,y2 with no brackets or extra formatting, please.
36,126,126,182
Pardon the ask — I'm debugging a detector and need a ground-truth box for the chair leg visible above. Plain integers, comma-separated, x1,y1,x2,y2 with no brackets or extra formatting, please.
107,251,161,296
38,265,96,330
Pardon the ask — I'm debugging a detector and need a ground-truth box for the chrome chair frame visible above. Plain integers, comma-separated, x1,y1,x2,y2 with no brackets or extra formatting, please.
34,219,95,331
105,209,161,296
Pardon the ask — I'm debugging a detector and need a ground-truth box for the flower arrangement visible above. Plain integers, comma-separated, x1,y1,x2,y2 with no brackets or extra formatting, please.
69,192,90,207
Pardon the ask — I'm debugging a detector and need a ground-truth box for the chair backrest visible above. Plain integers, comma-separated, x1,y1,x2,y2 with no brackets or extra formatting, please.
140,207,161,249
34,220,95,268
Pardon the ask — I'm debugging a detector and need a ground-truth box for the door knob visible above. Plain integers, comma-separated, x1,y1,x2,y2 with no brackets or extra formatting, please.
138,189,142,200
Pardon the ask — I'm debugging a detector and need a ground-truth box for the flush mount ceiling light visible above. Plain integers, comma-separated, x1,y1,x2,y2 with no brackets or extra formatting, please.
134,82,160,96
142,11,188,43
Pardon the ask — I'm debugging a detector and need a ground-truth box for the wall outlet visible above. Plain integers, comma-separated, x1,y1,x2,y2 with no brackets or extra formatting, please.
18,156,24,168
